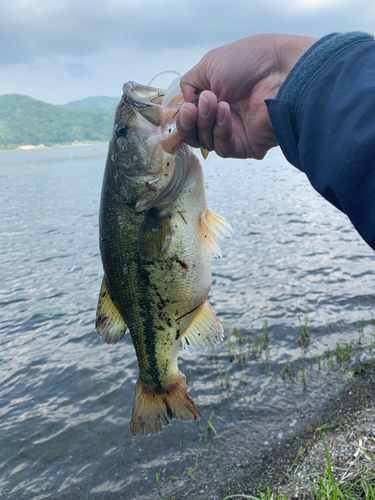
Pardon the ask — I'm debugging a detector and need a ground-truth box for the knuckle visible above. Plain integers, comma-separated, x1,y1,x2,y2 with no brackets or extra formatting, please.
215,147,230,158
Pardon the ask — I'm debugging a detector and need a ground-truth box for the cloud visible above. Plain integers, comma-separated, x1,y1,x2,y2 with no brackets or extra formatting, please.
2,0,375,104
2,0,375,68
64,61,91,79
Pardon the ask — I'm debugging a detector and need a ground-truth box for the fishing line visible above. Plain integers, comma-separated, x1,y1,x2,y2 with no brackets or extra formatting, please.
147,70,182,87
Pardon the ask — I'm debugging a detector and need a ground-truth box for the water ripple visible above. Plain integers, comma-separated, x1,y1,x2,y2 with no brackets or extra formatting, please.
1,145,375,499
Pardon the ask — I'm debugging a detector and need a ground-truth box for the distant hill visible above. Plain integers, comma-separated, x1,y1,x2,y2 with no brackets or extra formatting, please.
60,96,119,110
0,94,116,149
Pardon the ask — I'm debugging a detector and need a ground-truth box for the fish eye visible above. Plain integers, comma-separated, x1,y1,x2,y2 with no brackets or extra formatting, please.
115,121,128,138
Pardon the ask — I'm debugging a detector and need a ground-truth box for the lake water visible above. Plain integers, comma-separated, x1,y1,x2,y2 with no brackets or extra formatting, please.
1,144,374,500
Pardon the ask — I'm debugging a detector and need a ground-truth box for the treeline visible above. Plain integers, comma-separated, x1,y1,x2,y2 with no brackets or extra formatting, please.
0,94,117,149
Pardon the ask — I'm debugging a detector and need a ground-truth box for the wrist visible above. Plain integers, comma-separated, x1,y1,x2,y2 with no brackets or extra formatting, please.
277,35,319,78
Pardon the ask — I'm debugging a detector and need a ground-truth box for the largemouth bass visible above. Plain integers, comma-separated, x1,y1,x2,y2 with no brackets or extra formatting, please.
96,78,231,436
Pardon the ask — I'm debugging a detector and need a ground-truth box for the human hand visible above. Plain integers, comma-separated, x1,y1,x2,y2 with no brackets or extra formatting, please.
176,34,317,159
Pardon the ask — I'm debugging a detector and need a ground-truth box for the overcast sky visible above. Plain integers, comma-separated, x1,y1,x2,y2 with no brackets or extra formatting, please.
1,0,375,105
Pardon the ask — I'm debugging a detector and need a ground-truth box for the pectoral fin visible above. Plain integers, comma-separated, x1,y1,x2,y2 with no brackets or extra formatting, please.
205,208,233,238
138,208,172,261
199,213,222,258
181,301,224,355
96,276,127,344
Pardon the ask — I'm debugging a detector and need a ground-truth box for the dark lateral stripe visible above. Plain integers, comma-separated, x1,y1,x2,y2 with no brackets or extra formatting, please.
137,263,162,389
143,317,162,388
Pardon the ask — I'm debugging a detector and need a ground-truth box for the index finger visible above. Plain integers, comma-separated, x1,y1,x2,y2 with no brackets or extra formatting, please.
180,59,211,103
176,103,201,148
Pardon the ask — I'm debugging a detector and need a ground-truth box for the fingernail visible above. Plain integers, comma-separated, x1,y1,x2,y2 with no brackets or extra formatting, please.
216,103,226,125
179,108,194,129
199,95,210,118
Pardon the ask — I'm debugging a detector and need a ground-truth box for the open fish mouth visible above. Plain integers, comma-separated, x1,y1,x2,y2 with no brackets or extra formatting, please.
120,77,193,212
122,79,184,128
123,79,184,107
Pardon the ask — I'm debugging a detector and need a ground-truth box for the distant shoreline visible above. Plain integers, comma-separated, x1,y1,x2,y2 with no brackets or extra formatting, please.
0,140,109,153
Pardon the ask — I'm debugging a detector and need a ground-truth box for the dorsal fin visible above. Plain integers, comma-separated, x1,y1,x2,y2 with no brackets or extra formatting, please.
180,301,224,355
96,276,127,344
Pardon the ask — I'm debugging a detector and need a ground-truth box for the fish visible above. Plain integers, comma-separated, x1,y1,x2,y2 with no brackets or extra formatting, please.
96,77,232,436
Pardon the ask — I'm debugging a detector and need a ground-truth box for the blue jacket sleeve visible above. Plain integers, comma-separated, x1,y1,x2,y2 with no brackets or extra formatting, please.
265,32,375,250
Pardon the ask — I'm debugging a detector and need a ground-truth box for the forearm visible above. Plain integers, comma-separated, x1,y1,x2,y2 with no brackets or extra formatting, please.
266,32,375,250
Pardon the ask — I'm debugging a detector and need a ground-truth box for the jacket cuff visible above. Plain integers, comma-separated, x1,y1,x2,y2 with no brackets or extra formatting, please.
275,31,374,134
265,31,375,170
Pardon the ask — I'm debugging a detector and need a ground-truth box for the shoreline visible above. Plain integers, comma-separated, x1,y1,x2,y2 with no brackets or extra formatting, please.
0,141,108,153
170,362,375,500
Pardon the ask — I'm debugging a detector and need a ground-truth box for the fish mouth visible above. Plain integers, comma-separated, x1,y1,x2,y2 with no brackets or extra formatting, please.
123,81,183,108
121,78,192,212
122,81,183,128
123,82,167,106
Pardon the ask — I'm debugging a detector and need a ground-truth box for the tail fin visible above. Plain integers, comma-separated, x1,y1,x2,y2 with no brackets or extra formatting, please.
131,373,200,436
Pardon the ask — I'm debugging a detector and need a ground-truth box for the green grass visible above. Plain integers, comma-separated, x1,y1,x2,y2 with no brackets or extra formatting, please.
220,430,375,500
307,430,375,499
186,455,199,481
297,312,310,348
207,411,217,436
200,411,218,440
280,354,295,381
224,361,231,389
213,313,375,400
302,362,308,388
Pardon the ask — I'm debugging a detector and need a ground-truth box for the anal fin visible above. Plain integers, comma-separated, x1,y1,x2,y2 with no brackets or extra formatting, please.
131,374,200,436
181,300,224,355
96,276,127,344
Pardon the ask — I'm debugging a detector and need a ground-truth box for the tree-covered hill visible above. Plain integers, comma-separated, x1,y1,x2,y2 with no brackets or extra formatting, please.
0,94,117,149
